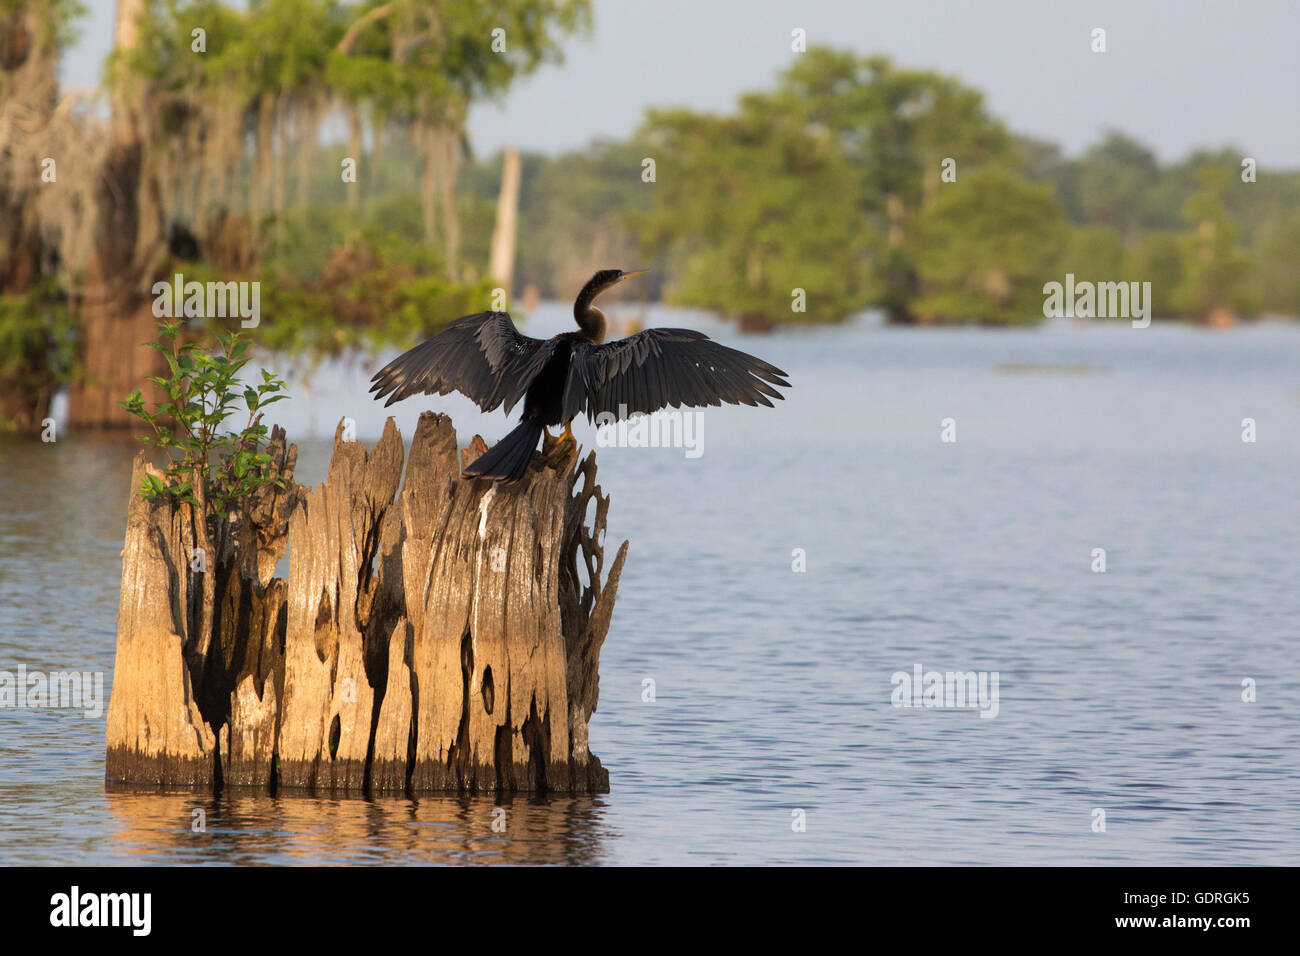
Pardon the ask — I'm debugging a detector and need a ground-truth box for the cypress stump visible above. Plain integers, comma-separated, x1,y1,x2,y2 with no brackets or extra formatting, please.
105,412,627,794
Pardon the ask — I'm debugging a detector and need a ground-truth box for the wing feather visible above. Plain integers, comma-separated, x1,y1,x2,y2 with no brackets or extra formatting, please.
368,311,552,413
567,328,790,421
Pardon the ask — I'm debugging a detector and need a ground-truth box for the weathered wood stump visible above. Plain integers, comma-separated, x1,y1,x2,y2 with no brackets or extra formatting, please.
105,413,627,794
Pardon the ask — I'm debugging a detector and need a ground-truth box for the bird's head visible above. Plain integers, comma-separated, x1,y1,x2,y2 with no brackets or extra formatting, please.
582,268,648,301
574,269,647,339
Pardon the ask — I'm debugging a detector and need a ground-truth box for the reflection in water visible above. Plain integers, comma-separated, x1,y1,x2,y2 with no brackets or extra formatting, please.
105,787,613,865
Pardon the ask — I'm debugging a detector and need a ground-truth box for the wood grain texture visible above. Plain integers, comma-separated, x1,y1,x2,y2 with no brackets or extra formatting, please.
106,413,624,794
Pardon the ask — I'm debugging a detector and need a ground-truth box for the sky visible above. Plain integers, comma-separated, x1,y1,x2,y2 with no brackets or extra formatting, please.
67,0,1300,167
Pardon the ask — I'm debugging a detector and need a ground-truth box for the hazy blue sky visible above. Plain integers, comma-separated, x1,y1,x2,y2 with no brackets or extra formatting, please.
68,0,1300,165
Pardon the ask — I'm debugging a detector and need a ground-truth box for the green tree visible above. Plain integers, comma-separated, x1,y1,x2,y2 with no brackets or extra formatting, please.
636,100,874,324
910,169,1068,325
1174,166,1252,320
1060,225,1127,283
328,0,591,270
1077,131,1160,242
1129,231,1185,320
1252,215,1300,316
1015,134,1082,221
768,49,1014,321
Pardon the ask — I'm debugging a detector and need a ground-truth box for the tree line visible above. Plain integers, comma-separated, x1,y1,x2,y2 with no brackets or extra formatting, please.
3,4,1299,435
459,49,1297,327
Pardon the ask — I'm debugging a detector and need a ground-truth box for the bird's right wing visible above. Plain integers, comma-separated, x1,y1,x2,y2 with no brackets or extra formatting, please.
369,311,554,413
563,327,791,422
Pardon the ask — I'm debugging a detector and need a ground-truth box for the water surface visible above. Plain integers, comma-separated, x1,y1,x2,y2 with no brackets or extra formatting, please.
2,307,1298,864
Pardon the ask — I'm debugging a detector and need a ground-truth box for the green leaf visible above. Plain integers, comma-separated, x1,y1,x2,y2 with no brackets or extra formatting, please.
140,473,165,499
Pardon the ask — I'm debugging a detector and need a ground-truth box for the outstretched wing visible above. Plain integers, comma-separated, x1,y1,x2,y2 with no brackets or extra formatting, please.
563,328,791,422
369,311,554,413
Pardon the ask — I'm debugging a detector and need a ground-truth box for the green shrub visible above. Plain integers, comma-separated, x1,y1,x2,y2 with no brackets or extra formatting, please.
117,319,289,519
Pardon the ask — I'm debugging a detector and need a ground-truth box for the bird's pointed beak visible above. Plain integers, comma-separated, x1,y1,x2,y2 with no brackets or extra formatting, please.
619,269,649,281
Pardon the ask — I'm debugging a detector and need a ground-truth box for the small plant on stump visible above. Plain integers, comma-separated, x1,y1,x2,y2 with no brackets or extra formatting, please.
117,319,289,522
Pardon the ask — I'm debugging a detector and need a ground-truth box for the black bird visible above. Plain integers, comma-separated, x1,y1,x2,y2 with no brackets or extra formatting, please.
369,269,791,482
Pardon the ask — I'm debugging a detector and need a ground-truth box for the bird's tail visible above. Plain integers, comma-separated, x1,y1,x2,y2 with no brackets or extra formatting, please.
462,420,545,483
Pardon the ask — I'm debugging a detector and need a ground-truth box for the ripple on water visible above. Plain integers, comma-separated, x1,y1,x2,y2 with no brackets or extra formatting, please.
2,319,1300,863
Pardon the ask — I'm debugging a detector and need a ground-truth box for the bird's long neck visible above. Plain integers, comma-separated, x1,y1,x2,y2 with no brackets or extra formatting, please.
574,282,607,342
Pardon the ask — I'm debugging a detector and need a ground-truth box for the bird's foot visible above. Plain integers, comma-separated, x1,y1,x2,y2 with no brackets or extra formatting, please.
542,423,575,454
542,422,579,470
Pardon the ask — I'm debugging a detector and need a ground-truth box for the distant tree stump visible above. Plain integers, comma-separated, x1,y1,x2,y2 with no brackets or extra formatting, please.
105,412,627,794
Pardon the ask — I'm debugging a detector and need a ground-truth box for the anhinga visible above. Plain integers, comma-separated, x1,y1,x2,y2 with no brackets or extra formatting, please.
369,269,791,481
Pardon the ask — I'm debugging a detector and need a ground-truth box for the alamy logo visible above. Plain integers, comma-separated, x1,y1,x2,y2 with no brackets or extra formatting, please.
0,665,103,718
1043,273,1151,328
152,272,261,328
49,886,151,936
891,663,1000,718
594,405,704,459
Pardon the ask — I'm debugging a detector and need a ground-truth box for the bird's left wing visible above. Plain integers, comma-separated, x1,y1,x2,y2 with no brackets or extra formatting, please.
563,328,791,422
369,311,554,413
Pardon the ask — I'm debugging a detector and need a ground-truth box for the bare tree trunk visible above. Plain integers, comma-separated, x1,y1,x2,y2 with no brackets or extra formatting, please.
345,104,362,211
437,123,461,281
66,0,166,429
208,97,241,226
0,2,55,290
249,91,274,246
295,96,319,209
0,3,58,430
419,121,436,246
488,146,521,298
107,413,626,794
185,113,202,222
272,89,288,245
886,192,905,247
157,136,176,223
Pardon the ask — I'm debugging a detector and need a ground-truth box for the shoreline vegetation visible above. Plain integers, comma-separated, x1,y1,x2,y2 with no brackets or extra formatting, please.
2,1,1298,435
